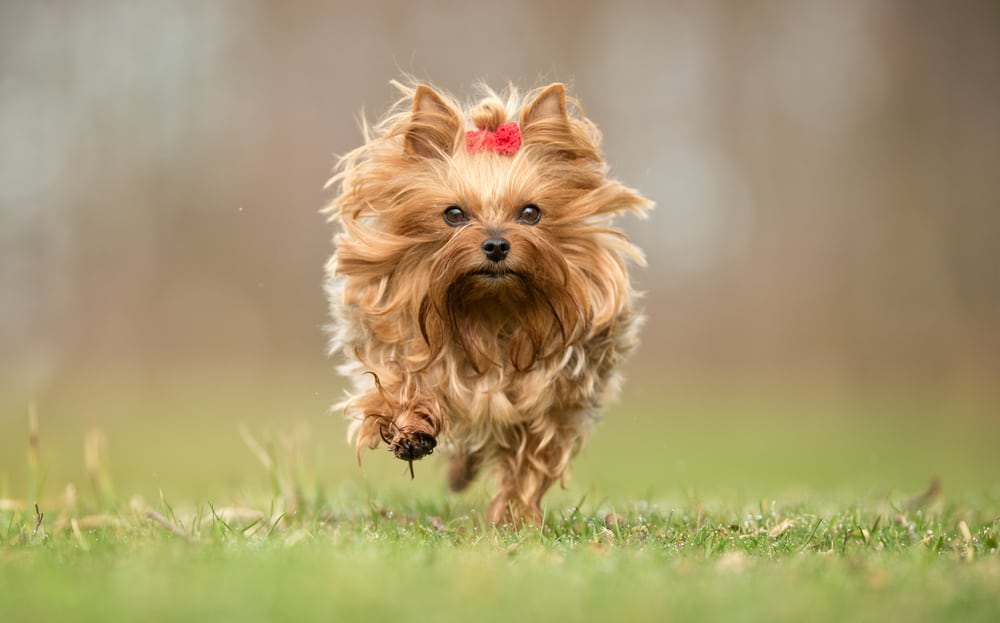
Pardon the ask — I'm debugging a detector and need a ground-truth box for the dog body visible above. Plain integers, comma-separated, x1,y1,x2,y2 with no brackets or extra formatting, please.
326,82,650,524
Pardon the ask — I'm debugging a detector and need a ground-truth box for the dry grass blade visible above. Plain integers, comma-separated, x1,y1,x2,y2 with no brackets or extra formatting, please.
32,503,44,536
239,425,275,472
70,518,90,551
84,429,116,505
905,477,941,511
145,509,198,543
958,520,974,562
0,499,25,512
768,518,795,538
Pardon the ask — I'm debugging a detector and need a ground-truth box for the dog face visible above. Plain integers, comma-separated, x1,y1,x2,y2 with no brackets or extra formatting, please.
415,158,588,373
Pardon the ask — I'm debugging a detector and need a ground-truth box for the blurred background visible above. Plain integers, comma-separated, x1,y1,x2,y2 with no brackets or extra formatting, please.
1,1,998,507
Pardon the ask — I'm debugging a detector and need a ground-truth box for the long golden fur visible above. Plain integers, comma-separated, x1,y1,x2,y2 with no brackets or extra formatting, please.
325,80,651,525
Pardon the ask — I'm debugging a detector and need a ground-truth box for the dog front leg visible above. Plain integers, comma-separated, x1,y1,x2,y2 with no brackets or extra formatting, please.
352,376,444,468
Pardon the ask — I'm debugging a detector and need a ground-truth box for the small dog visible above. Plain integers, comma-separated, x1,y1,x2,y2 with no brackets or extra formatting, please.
325,81,650,525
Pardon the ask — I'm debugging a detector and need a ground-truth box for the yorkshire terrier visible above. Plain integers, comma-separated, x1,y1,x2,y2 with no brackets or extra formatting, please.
325,81,651,525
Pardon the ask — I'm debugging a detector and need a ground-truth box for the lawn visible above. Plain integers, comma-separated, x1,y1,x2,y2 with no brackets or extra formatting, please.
1,370,998,622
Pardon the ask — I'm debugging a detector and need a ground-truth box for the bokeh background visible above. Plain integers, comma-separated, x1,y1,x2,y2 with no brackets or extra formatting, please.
1,1,998,507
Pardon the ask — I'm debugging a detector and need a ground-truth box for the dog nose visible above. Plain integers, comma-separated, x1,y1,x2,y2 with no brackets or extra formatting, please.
481,237,510,263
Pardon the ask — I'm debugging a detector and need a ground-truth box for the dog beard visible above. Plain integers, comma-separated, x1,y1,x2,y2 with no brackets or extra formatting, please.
418,233,586,375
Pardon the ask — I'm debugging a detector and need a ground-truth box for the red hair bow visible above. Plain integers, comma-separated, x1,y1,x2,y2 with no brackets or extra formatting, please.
466,122,521,156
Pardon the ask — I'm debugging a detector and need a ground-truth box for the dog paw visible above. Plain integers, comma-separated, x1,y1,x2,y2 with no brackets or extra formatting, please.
388,430,437,461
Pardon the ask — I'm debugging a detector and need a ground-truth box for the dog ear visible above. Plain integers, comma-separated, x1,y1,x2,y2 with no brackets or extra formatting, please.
519,84,599,161
520,83,568,127
405,85,461,159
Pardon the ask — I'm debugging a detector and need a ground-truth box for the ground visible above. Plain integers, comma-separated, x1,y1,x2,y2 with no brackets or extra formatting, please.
1,371,997,622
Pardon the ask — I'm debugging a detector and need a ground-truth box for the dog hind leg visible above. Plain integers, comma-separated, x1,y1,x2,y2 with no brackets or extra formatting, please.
447,449,484,492
486,423,579,527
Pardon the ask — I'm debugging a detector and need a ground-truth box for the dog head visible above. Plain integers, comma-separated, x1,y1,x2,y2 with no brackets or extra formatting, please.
330,82,650,373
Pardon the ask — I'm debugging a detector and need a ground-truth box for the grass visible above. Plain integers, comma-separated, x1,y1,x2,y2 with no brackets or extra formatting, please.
3,491,999,622
1,370,998,622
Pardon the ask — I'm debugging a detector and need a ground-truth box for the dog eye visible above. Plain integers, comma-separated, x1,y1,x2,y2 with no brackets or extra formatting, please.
517,204,541,225
443,206,468,226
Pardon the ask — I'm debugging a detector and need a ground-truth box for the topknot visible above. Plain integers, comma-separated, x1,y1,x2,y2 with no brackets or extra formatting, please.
469,97,508,132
